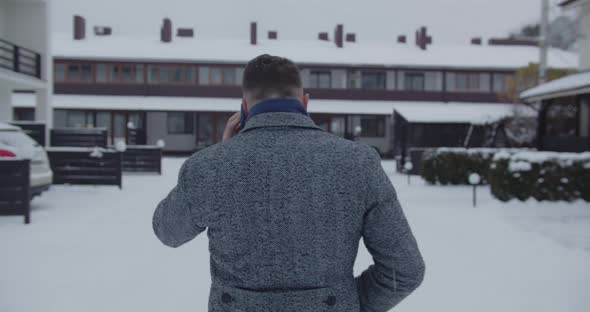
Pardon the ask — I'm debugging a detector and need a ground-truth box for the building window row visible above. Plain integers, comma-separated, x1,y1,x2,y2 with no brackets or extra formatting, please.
55,61,512,94
55,62,244,86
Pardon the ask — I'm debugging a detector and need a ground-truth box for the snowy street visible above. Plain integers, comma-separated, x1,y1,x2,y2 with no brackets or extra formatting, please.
1,158,589,312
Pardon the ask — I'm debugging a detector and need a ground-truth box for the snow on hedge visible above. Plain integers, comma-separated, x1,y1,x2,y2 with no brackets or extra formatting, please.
494,151,590,167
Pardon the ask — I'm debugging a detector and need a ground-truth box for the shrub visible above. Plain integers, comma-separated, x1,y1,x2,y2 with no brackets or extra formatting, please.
421,148,520,185
489,151,590,202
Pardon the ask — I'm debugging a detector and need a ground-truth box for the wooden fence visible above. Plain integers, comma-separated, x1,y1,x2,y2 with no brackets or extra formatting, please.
51,128,108,148
0,159,31,224
47,148,122,188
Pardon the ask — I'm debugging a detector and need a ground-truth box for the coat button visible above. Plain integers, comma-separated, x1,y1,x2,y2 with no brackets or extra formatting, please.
221,292,232,303
324,295,336,306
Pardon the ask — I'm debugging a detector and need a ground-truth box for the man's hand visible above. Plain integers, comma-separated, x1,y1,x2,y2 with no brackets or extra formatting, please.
222,112,241,142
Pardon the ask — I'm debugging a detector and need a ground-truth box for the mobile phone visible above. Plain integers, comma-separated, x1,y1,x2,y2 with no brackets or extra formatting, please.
237,100,248,131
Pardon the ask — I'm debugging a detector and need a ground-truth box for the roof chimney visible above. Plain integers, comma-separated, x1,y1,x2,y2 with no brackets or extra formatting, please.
334,24,344,48
397,35,407,44
415,26,432,50
471,37,482,45
268,31,278,40
250,22,257,45
161,18,172,42
177,28,194,37
318,32,329,41
94,26,112,36
73,15,86,40
345,33,356,43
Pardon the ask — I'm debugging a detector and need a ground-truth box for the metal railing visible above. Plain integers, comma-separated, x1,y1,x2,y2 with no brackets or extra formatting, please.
0,38,42,79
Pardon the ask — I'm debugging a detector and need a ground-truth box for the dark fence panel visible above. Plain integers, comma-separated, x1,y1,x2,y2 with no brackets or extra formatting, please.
51,128,108,148
10,122,46,146
542,136,590,153
122,146,162,174
47,148,122,188
0,159,31,224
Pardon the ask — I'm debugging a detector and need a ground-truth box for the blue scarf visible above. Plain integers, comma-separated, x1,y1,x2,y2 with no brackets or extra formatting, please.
241,98,309,128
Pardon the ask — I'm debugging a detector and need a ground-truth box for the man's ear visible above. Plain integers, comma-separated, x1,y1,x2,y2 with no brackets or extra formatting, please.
301,93,310,110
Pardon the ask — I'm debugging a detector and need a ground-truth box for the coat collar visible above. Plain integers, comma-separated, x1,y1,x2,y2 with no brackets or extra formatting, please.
239,111,322,134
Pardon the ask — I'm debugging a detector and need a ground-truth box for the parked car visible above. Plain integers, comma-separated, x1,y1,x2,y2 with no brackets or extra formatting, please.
0,122,52,198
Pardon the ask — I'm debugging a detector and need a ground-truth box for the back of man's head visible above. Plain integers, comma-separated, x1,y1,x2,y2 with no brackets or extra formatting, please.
242,54,303,106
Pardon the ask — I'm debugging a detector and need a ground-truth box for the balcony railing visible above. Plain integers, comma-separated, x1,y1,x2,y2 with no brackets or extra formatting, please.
0,38,42,79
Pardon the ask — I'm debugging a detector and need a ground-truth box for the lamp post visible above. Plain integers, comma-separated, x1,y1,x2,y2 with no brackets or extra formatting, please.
404,161,414,186
468,173,481,207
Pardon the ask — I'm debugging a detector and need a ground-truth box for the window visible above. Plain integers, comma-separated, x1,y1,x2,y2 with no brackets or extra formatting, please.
222,68,236,85
13,108,35,121
493,73,512,93
404,73,425,91
67,64,80,81
167,112,194,134
54,63,66,81
360,116,386,137
199,66,210,85
94,63,144,83
309,70,332,88
361,71,386,90
96,64,107,82
447,72,491,93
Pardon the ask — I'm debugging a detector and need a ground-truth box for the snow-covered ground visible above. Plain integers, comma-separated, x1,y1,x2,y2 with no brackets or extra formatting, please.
1,158,589,312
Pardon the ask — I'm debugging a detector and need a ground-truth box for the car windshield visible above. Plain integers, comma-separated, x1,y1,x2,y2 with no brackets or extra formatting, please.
0,130,38,148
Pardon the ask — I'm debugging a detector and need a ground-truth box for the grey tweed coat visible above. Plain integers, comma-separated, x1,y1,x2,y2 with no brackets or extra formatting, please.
153,111,425,312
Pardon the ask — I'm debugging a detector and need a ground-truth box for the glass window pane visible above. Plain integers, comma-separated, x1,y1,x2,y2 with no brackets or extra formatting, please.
55,64,66,81
67,64,80,81
136,65,144,83
121,64,134,82
197,113,214,146
361,72,386,89
198,66,210,85
96,64,107,82
148,65,158,84
222,68,235,85
159,66,170,83
109,65,119,82
236,67,245,86
66,111,85,127
211,68,223,85
167,112,193,134
81,64,93,82
186,66,195,84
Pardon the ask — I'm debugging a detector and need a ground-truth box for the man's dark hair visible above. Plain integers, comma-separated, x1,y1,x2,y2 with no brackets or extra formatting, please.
242,54,302,103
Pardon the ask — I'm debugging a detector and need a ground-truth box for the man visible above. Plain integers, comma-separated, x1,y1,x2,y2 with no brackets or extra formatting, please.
153,54,425,312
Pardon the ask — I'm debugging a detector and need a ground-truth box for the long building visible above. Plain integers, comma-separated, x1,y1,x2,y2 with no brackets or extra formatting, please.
11,17,579,156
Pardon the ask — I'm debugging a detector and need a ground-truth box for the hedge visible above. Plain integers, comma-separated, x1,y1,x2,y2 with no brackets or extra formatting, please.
421,148,522,185
489,151,590,202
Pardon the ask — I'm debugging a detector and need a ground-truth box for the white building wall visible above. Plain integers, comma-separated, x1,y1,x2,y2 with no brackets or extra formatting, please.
0,1,6,40
580,3,590,70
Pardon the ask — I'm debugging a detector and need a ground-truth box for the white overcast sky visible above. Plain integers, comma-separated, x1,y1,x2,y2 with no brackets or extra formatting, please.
52,0,569,44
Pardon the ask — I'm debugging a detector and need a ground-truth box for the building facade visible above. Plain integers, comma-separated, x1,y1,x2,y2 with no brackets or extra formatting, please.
1,0,52,136
12,17,579,156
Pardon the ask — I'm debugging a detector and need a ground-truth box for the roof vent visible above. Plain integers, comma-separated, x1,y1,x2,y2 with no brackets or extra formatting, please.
177,28,194,37
488,37,538,46
334,24,344,48
94,26,112,36
415,26,432,50
318,32,329,41
345,33,356,43
471,37,482,45
397,35,407,43
161,18,172,42
73,15,86,40
268,31,278,40
250,22,257,45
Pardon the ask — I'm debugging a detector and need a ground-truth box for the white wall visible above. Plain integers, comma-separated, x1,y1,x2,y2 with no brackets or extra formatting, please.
3,1,49,79
0,1,6,40
580,3,590,70
0,85,13,121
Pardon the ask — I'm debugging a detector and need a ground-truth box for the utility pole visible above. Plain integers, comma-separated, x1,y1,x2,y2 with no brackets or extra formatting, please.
539,0,550,84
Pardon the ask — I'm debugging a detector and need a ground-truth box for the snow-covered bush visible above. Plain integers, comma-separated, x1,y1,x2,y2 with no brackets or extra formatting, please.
421,148,518,185
489,151,590,202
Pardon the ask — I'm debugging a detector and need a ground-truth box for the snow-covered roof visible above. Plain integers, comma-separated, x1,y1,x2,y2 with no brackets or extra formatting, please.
52,33,578,71
0,122,20,131
520,71,590,102
47,94,524,125
393,103,531,124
